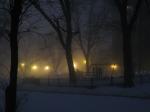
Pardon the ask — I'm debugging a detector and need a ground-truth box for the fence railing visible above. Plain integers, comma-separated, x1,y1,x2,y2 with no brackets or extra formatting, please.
19,73,150,88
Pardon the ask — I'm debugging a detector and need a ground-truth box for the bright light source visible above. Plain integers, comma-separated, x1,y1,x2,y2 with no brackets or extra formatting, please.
110,64,117,70
32,65,38,70
21,63,25,67
44,66,50,71
83,60,86,64
74,63,77,69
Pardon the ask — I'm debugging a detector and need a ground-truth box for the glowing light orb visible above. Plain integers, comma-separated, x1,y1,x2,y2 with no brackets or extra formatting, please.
32,65,38,70
44,66,50,71
83,60,86,64
74,63,77,69
110,64,118,70
21,63,25,67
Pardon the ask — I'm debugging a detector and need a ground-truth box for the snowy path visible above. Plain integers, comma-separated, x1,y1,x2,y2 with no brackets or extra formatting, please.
23,92,150,112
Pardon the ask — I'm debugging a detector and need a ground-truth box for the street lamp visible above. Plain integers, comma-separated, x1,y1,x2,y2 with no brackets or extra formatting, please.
20,63,25,67
83,60,86,65
20,63,26,79
110,64,117,71
31,65,38,70
44,66,50,71
110,64,118,85
74,63,78,70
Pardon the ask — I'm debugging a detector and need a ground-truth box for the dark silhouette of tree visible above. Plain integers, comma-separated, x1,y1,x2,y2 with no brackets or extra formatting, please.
114,0,143,87
145,0,150,12
5,0,23,112
32,0,76,84
3,0,34,112
76,2,106,72
59,0,76,84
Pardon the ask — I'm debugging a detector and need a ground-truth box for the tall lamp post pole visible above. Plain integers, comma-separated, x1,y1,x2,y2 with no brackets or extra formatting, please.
110,64,117,85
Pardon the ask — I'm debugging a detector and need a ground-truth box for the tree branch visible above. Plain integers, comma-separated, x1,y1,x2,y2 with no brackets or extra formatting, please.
129,0,143,28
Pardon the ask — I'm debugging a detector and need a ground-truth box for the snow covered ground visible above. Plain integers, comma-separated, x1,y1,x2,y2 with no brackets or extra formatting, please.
19,83,150,98
20,84,150,112
1,83,150,112
23,92,150,112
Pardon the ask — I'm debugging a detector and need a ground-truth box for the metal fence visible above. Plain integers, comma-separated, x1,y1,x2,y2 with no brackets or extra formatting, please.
19,73,150,88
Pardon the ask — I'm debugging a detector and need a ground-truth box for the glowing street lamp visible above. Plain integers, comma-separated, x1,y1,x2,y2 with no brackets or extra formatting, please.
73,63,77,70
110,64,118,85
20,63,26,76
110,64,117,71
20,63,25,67
83,60,86,65
44,66,50,71
32,65,38,70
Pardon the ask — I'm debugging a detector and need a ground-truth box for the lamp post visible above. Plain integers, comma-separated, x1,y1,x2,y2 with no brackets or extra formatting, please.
20,63,25,73
110,64,118,85
20,63,25,80
44,65,50,86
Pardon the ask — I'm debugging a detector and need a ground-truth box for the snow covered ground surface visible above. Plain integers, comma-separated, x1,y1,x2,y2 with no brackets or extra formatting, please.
19,84,150,112
23,92,150,112
1,83,150,112
19,83,150,99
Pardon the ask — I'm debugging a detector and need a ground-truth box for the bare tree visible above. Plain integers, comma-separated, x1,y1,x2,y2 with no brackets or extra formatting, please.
1,0,34,112
76,1,106,72
31,0,77,84
114,0,143,87
5,0,23,111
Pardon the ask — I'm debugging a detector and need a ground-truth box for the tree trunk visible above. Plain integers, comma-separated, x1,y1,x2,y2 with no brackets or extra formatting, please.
122,29,134,87
121,11,134,87
64,0,76,85
5,0,22,112
5,18,19,112
118,2,134,87
65,45,76,85
85,55,90,73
